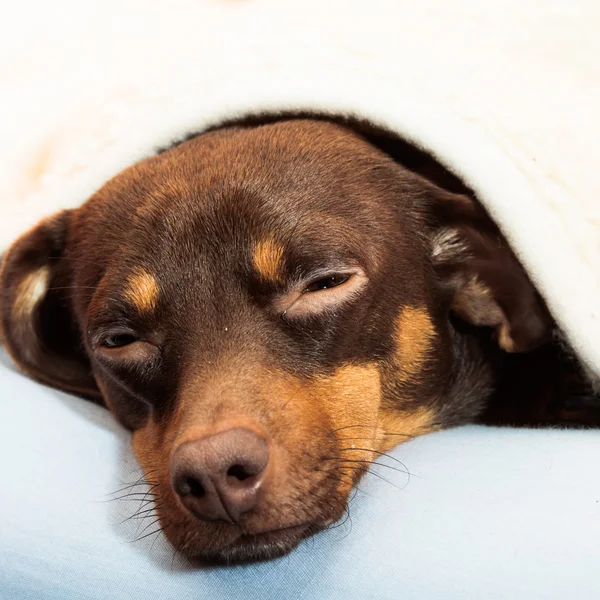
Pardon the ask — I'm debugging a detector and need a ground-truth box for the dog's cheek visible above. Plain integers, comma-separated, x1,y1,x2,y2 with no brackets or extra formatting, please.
375,406,439,453
373,305,444,453
309,364,388,486
313,360,438,457
275,363,425,484
95,375,151,430
316,363,382,437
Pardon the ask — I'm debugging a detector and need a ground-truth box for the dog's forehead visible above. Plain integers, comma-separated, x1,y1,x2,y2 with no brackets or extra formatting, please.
82,121,399,266
134,122,391,223
103,121,392,212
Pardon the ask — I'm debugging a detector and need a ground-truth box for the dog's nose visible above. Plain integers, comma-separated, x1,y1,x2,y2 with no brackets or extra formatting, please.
170,428,269,523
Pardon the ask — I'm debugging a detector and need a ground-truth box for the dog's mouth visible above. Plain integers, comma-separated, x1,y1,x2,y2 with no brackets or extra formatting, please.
183,522,319,564
159,484,349,564
151,468,357,564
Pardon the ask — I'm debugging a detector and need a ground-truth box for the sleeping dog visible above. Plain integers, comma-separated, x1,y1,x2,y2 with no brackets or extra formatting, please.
0,118,586,563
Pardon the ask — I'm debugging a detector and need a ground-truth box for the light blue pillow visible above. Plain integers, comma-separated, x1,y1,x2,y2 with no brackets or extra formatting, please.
1,350,599,600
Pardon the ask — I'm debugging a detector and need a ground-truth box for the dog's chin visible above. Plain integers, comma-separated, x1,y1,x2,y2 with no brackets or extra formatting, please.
184,524,316,565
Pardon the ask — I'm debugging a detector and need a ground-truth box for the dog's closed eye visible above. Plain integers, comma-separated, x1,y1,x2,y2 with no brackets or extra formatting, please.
304,273,351,292
94,330,159,363
101,332,139,348
278,268,368,319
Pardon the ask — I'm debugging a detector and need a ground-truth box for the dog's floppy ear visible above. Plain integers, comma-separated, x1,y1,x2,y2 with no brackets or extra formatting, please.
427,185,553,353
0,211,100,399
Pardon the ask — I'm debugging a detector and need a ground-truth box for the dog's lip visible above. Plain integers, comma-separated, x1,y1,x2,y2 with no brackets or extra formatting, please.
187,523,313,564
182,521,313,561
239,522,311,538
214,521,312,551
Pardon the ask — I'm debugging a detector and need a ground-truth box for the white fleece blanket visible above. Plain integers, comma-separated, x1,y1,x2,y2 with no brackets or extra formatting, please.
1,0,599,380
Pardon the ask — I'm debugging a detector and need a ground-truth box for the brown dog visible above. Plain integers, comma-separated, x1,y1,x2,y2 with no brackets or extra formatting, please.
0,118,561,562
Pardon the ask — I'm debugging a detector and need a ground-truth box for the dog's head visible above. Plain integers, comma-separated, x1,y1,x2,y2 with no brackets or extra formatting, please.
0,119,551,561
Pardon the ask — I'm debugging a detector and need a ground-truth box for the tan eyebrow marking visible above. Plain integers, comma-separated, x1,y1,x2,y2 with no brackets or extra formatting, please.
124,268,160,313
252,238,285,283
394,306,436,382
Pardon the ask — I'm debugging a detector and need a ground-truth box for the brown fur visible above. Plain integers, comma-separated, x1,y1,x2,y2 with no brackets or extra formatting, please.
1,117,579,564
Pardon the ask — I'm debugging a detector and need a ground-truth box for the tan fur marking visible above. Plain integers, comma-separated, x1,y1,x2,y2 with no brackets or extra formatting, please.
12,266,51,328
252,238,285,283
316,365,435,466
394,307,436,382
124,269,159,313
324,366,379,427
377,406,437,453
317,364,382,431
315,364,383,490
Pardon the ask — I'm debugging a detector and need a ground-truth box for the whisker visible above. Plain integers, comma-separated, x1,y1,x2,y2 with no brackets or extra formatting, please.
328,424,416,442
106,481,160,497
313,468,354,487
335,434,415,442
326,506,354,539
117,502,164,525
111,499,157,509
131,503,164,517
120,466,159,480
109,474,160,496
314,468,373,497
130,517,163,541
130,524,169,544
150,521,168,552
323,457,411,477
325,511,350,532
126,466,147,476
337,447,414,481
102,491,158,503
363,468,401,489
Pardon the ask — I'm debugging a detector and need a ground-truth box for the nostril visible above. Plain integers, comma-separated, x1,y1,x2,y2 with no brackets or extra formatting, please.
187,477,205,498
171,428,270,522
227,464,253,482
176,476,205,498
